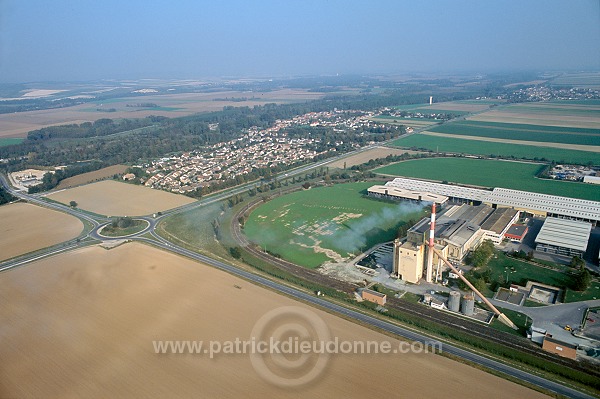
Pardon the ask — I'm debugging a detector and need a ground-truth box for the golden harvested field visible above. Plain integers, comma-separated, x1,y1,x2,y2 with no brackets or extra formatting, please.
0,242,549,399
0,203,83,261
326,147,421,168
0,89,326,138
54,165,129,190
47,180,195,216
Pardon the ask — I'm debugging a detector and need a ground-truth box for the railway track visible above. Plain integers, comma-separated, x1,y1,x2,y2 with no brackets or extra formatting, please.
231,201,600,378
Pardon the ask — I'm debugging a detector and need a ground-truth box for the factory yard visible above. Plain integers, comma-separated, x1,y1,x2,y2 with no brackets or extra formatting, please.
0,203,83,261
47,180,195,216
0,242,548,399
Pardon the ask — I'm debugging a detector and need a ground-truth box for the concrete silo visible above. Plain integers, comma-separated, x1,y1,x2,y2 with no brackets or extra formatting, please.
448,291,461,312
461,293,475,316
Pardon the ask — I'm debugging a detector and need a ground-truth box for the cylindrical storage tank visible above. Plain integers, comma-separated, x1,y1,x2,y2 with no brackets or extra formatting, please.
448,291,461,312
461,293,475,316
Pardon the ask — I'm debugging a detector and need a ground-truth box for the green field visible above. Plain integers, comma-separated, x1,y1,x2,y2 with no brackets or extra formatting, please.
500,103,600,117
372,116,439,127
244,182,427,268
390,134,599,165
0,138,24,147
428,120,600,146
373,158,600,200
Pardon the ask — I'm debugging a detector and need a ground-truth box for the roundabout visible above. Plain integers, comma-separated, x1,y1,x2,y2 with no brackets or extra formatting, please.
95,218,151,239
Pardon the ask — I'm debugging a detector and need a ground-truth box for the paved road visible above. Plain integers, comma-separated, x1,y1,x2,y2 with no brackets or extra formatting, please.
135,235,597,399
0,150,597,398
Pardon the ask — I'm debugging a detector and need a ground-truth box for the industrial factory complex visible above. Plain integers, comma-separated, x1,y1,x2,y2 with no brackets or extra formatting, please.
368,177,599,286
368,177,600,224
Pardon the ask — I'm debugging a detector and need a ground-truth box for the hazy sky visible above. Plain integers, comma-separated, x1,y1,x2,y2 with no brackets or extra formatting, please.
0,0,599,82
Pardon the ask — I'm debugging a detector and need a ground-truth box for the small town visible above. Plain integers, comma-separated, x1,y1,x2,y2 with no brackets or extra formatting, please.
143,109,390,193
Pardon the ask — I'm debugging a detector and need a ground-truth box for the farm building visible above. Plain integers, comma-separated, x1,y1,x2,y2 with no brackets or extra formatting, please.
361,289,387,306
505,224,529,242
376,178,600,225
535,217,592,258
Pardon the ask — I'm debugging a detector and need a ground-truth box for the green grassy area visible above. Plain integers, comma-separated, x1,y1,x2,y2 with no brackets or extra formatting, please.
373,157,600,200
243,182,427,268
157,201,230,259
428,120,600,146
487,252,571,288
390,133,599,165
100,219,148,237
565,280,600,302
492,307,532,335
372,115,440,125
0,138,24,147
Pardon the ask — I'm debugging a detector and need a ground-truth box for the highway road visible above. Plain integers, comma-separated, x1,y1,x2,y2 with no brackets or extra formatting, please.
0,147,597,398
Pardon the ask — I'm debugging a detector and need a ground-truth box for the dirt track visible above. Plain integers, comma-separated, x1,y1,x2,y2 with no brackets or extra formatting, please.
0,242,549,398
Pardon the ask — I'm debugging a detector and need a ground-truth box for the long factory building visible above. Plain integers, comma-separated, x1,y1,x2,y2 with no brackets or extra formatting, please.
369,177,600,225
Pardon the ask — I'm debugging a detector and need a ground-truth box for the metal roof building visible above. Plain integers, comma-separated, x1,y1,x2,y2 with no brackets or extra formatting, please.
367,185,449,205
535,217,592,258
384,178,491,202
484,188,600,224
383,178,600,224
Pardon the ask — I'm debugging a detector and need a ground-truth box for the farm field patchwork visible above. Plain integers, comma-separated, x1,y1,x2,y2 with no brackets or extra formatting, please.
468,101,600,128
0,202,83,261
373,157,600,201
47,180,195,216
428,120,600,146
392,101,494,113
390,134,599,165
371,116,440,128
0,89,329,138
0,242,546,399
244,182,427,268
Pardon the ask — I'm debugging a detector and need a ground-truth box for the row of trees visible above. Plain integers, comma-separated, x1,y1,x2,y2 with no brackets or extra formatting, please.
0,94,409,173
27,161,106,193
0,187,16,205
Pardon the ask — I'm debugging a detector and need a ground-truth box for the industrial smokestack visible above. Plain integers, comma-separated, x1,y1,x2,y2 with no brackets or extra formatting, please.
426,203,436,282
429,96,433,105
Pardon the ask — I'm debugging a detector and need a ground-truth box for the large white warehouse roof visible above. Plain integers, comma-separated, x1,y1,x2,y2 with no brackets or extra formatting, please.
385,178,600,222
535,217,592,252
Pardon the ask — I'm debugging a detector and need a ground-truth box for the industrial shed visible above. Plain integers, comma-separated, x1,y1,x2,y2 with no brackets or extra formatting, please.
535,217,592,258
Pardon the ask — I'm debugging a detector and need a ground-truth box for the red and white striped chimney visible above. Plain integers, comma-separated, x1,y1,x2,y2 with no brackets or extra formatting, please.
426,203,436,282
